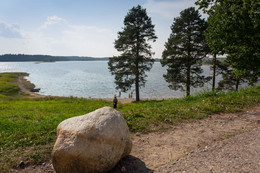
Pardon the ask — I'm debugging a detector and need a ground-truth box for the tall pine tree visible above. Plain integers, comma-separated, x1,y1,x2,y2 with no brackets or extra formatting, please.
108,5,157,101
161,7,211,97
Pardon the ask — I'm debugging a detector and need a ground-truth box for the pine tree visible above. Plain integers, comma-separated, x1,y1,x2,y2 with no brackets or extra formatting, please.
161,7,211,97
108,5,157,101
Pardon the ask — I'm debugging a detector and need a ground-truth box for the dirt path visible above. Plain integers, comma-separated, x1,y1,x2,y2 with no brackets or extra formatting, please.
130,106,260,170
14,105,260,173
156,126,260,173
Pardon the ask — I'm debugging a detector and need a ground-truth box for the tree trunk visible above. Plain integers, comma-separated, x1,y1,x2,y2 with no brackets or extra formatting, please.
135,37,140,102
186,31,192,97
186,65,191,97
235,76,239,91
212,53,217,91
135,74,140,101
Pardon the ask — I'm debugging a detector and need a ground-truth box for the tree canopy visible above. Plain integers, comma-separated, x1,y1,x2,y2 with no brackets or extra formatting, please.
161,7,211,97
108,5,157,101
196,0,260,84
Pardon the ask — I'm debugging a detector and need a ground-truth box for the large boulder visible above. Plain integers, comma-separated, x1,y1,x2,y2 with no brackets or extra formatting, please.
52,107,132,173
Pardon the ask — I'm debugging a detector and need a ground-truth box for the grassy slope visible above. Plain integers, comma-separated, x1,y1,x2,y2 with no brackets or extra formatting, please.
0,72,259,171
0,97,112,170
120,86,260,132
0,73,21,97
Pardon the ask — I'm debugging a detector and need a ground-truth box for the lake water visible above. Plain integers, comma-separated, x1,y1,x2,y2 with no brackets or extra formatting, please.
0,61,217,98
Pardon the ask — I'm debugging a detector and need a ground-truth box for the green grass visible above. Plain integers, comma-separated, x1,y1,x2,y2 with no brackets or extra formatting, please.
0,97,111,170
0,73,21,96
118,86,260,132
0,72,259,171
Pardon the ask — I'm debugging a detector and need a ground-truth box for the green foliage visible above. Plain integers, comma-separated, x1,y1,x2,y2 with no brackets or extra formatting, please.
195,0,216,13
108,5,157,101
209,59,239,90
161,7,211,97
217,62,257,91
196,0,260,84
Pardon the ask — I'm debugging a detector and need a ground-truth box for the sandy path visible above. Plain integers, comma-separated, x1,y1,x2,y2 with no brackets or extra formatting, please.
156,126,260,173
130,106,260,170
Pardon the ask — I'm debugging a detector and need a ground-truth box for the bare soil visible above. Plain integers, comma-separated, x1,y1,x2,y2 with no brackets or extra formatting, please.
156,126,260,173
13,74,260,172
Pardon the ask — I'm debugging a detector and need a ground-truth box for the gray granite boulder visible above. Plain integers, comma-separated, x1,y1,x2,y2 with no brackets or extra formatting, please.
52,107,132,173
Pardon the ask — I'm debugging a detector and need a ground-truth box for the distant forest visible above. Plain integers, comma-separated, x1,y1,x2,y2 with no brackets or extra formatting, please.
0,54,166,62
0,54,109,62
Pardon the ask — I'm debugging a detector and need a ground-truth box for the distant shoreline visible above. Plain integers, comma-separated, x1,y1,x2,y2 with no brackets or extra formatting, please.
0,54,163,62
0,54,109,62
15,72,46,98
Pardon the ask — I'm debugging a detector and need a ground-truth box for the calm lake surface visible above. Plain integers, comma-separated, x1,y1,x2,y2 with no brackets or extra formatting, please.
0,61,217,98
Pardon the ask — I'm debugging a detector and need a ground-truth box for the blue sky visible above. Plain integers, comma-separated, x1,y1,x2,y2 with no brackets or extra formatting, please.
0,0,199,58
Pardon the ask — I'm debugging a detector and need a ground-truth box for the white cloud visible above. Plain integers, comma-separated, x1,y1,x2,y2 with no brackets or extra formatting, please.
37,16,117,56
0,21,23,38
144,0,196,19
0,16,117,57
40,15,67,29
54,25,117,56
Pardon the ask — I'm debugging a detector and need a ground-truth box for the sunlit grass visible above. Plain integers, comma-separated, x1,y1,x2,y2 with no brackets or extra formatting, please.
0,73,20,96
0,96,111,170
118,85,260,132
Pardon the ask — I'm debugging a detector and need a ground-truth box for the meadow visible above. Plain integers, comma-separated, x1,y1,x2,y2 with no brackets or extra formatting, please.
0,72,259,171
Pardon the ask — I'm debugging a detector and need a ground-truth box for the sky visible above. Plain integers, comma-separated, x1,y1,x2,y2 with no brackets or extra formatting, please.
0,0,201,58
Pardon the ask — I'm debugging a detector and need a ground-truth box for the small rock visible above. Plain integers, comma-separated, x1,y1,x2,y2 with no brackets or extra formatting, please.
18,161,25,169
121,166,126,172
152,154,159,157
202,146,208,152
